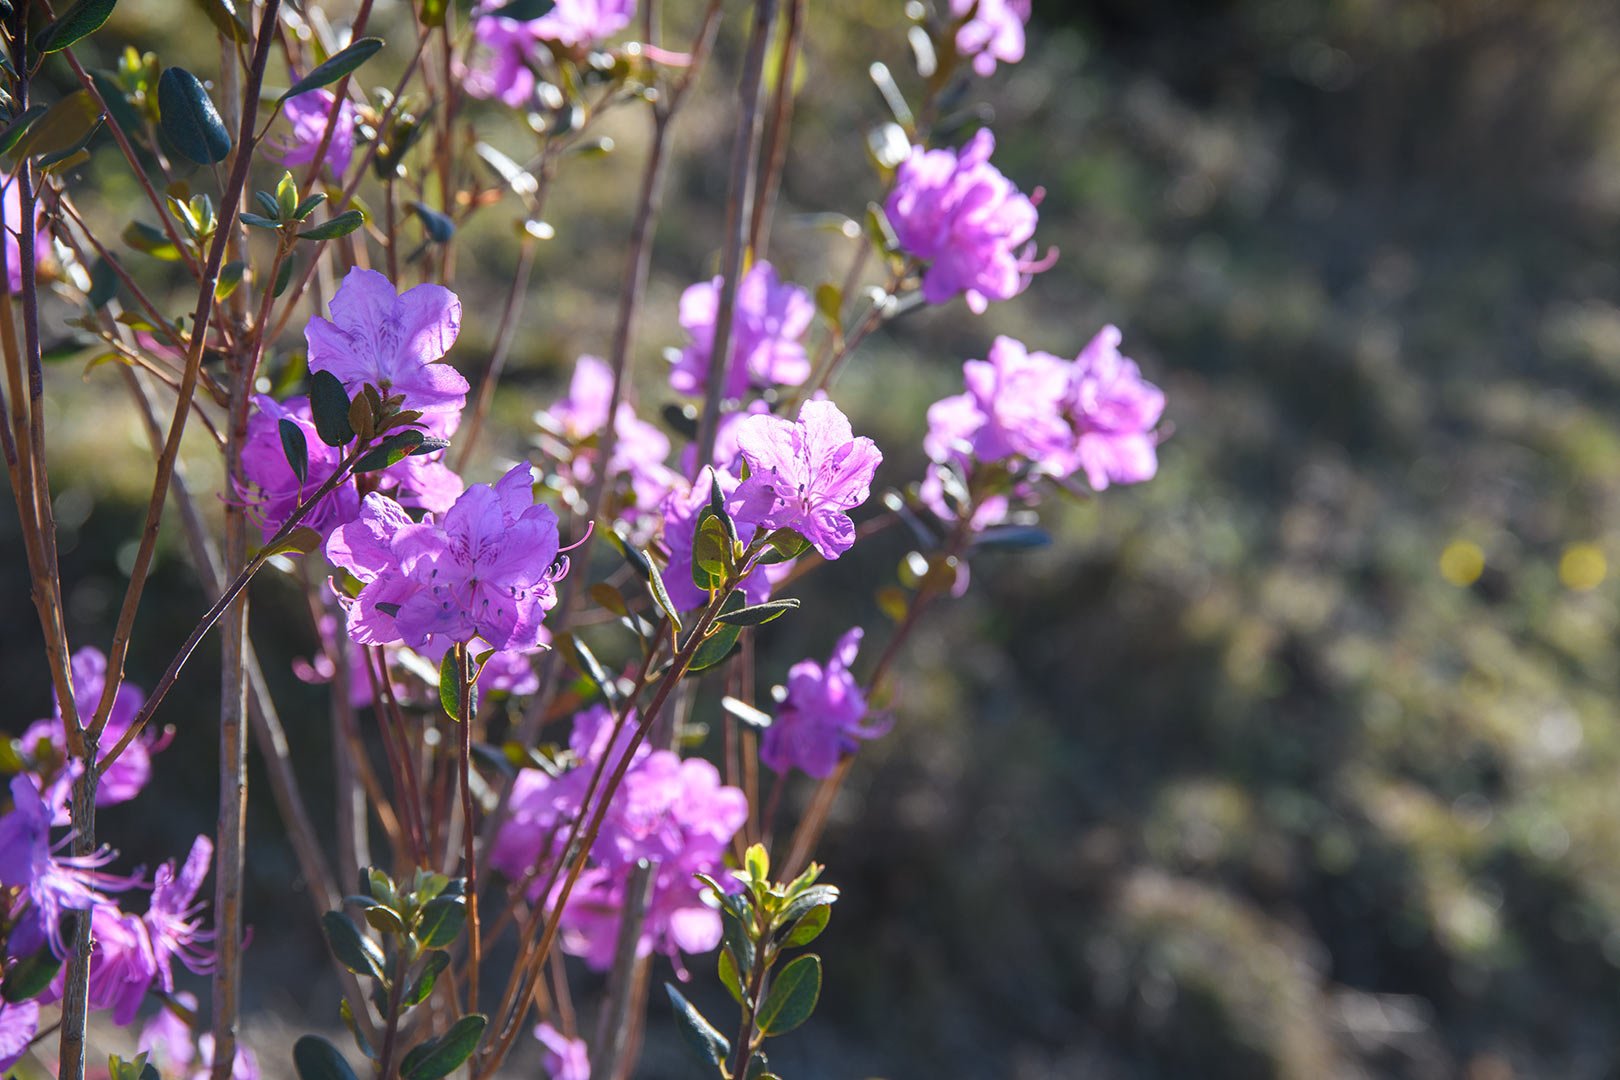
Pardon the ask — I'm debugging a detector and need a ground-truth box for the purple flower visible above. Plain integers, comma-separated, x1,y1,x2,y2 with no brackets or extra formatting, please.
1,171,47,295
18,647,163,806
660,469,790,612
306,268,468,438
532,0,636,47
411,635,543,696
144,836,217,995
669,262,814,400
271,89,356,177
463,17,540,107
885,129,1048,313
950,0,1031,77
0,773,122,958
1064,325,1165,490
141,993,259,1080
0,1000,38,1072
327,464,566,651
762,628,887,778
534,1023,590,1080
536,355,676,524
926,336,1072,472
240,395,360,542
378,451,467,516
729,399,882,560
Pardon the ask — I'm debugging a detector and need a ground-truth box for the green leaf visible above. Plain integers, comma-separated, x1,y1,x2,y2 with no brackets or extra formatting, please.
782,904,830,947
240,212,281,230
757,528,810,565
274,254,297,297
715,598,800,627
298,209,366,241
399,1013,486,1080
605,526,652,580
665,983,730,1071
215,260,245,300
970,525,1051,552
419,0,450,27
107,1052,159,1080
717,946,746,1006
292,1034,360,1080
320,911,385,980
278,417,309,483
36,0,118,53
775,884,839,931
295,192,328,220
281,38,384,102
87,257,118,309
410,201,455,243
691,512,731,591
437,649,476,722
352,428,425,472
2,948,62,1002
488,0,555,18
564,634,618,705
121,220,182,261
688,592,746,673
192,0,249,43
340,998,377,1060
158,67,231,164
0,104,47,156
309,370,354,446
409,435,451,456
260,526,324,559
756,953,821,1036
403,951,449,1007
415,894,467,949
645,559,683,632
12,91,101,161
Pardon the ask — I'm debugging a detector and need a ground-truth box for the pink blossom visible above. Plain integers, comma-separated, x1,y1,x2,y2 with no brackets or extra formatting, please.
533,1023,590,1080
306,268,468,438
669,261,814,400
762,628,887,778
141,993,259,1080
0,773,125,959
660,469,790,612
950,0,1031,77
463,17,540,107
532,0,636,47
240,395,360,542
926,336,1072,472
270,89,356,177
1064,325,1165,490
730,399,882,560
326,464,565,651
0,1001,38,1072
18,647,163,807
536,354,676,523
885,129,1047,313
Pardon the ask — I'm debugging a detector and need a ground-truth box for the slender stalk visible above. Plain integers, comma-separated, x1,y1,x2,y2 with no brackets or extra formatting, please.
694,0,779,469
376,949,408,1080
453,235,536,468
748,0,806,258
456,643,482,1012
727,906,773,1079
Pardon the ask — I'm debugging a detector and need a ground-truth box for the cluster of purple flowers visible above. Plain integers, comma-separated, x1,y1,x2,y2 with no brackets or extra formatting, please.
491,705,748,974
464,0,637,106
0,653,230,1071
763,628,889,779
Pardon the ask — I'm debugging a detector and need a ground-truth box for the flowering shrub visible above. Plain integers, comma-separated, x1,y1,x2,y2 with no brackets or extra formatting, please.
0,0,1163,1077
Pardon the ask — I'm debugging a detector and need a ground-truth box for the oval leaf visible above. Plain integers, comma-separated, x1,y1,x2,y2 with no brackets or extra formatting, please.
409,201,455,243
281,38,384,102
298,209,366,241
158,67,230,164
37,0,118,53
292,1035,360,1080
353,428,425,472
756,953,821,1036
665,983,730,1070
12,91,101,160
309,370,354,447
715,598,800,627
415,894,467,949
403,951,449,1007
782,904,831,947
2,948,62,1003
261,526,323,559
399,1013,486,1080
320,911,385,980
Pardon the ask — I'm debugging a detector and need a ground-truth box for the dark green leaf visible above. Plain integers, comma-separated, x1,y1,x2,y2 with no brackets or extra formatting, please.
2,948,62,1002
281,38,384,102
746,1053,772,1080
12,91,100,161
309,370,354,446
715,598,800,627
121,221,182,261
362,903,406,935
717,946,746,1006
295,192,327,219
240,212,281,230
564,634,617,704
36,0,118,54
646,559,683,632
254,190,282,219
298,209,366,241
757,528,810,565
691,512,730,591
756,953,821,1036
158,67,230,164
278,417,309,483
0,104,47,156
688,592,746,673
415,894,467,949
274,254,297,297
776,885,839,931
665,983,730,1071
403,951,449,1007
340,998,377,1060
409,436,450,456
293,1034,360,1080
782,904,830,947
399,1013,486,1080
971,525,1051,552
215,260,245,300
661,401,699,439
605,526,652,580
192,0,249,43
87,257,118,309
260,526,323,559
353,428,425,472
409,201,455,243
320,911,385,980
488,0,554,18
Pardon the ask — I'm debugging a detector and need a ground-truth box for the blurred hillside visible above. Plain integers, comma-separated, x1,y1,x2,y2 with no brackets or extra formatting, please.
10,0,1620,1077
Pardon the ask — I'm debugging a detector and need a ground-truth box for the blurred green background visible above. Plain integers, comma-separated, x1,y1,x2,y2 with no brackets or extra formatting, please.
11,0,1620,1076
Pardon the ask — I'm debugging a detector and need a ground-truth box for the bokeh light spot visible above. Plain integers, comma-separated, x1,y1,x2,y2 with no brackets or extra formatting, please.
1439,540,1485,587
1559,543,1606,591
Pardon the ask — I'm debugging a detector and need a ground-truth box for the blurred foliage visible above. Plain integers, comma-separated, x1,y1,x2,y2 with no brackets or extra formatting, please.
11,0,1620,1076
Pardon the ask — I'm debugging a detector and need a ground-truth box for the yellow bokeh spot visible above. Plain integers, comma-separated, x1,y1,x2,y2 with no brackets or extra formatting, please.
1560,543,1607,591
1439,541,1485,587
